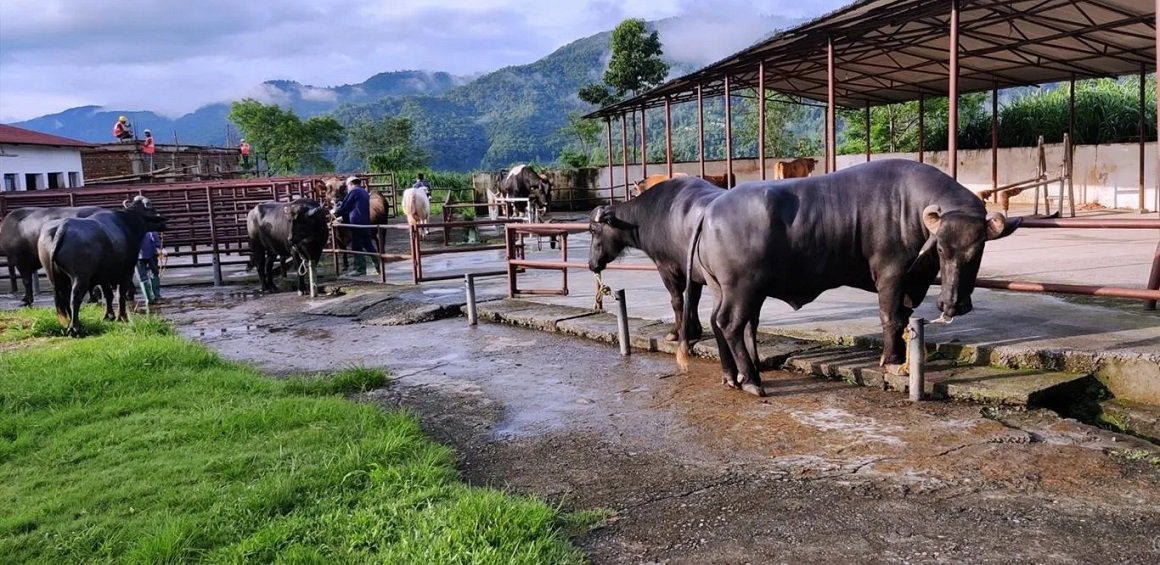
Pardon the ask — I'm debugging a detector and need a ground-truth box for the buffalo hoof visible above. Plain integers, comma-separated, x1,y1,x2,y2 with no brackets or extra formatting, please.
741,382,766,397
66,327,82,338
884,363,908,376
104,312,116,321
665,329,703,342
117,315,129,323
721,374,740,389
20,300,33,308
665,331,678,342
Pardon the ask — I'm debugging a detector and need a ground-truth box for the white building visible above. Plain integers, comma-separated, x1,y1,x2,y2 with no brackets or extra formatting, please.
0,124,91,191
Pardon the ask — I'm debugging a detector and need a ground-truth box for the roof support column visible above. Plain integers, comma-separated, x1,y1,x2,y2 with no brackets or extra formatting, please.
641,106,648,179
725,76,734,187
606,117,614,205
1069,74,1076,145
948,0,960,180
1139,63,1146,213
864,104,871,162
1149,0,1160,310
697,83,706,178
918,94,925,163
665,97,673,177
826,36,837,173
991,82,999,198
758,61,767,180
620,112,629,202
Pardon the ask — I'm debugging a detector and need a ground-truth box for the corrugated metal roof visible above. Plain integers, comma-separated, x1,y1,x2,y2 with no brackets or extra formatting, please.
585,0,1156,118
0,124,93,148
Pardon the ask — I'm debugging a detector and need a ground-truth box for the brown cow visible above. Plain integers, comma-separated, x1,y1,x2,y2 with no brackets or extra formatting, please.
774,157,818,179
632,172,689,196
700,172,736,189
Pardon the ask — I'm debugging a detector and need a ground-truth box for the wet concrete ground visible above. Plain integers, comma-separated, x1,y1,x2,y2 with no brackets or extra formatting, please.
65,285,1156,564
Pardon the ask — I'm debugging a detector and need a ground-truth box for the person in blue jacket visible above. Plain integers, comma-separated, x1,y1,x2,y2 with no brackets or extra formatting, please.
332,176,379,276
136,230,163,303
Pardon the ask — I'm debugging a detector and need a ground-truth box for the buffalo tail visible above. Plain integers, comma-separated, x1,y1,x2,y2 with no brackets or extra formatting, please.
676,212,706,373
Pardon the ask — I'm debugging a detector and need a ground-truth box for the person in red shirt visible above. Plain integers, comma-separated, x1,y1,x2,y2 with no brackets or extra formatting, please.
239,139,251,168
142,129,155,171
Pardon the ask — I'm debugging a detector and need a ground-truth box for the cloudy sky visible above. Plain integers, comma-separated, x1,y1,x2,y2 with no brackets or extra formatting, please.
0,0,847,122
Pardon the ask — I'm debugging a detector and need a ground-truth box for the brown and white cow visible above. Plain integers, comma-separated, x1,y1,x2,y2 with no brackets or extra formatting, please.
774,157,818,179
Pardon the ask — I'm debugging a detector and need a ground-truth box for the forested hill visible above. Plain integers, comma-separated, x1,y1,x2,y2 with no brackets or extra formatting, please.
13,17,796,172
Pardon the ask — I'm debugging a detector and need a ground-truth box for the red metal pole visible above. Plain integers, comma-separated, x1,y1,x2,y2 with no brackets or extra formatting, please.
971,278,1160,302
918,94,925,164
621,112,629,202
697,83,706,178
665,97,673,177
641,106,648,179
1139,63,1146,212
758,61,766,180
992,82,999,198
826,36,836,173
724,76,733,187
948,0,960,180
864,104,871,162
1150,0,1160,310
606,118,614,205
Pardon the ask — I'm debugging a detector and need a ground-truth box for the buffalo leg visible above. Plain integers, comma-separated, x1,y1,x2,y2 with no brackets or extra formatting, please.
662,273,704,342
686,282,704,340
876,284,909,369
19,268,35,307
710,299,740,389
116,279,132,322
52,273,70,327
67,278,88,337
88,286,102,304
719,294,765,397
102,284,116,321
263,256,278,292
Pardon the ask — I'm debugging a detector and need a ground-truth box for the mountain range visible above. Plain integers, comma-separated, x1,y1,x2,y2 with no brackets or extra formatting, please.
10,16,800,172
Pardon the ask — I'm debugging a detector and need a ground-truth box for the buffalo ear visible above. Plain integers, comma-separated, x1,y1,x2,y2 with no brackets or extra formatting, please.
592,206,613,225
986,212,1021,240
922,205,942,234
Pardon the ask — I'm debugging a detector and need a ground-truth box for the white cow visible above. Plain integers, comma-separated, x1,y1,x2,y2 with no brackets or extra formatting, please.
402,186,431,237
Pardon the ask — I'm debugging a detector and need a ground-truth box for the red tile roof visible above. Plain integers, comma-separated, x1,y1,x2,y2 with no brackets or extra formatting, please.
0,124,93,148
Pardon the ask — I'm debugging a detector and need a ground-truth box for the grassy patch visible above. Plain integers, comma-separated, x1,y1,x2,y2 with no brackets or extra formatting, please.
0,308,588,563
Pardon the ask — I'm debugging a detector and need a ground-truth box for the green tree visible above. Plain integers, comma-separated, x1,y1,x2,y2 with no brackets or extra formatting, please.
554,111,603,168
737,91,824,159
348,116,429,171
228,99,344,175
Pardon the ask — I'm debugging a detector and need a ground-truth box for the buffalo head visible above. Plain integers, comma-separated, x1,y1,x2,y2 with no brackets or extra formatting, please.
916,205,1020,320
285,199,329,263
588,205,631,273
123,196,168,232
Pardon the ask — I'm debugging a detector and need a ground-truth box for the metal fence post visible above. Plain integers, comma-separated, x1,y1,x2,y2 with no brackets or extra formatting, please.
204,187,223,286
908,317,926,401
615,288,630,356
465,273,478,325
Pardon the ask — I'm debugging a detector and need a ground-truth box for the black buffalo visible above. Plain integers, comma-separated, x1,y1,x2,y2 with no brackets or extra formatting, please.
246,198,329,294
497,164,553,218
37,198,168,336
676,159,1021,397
1,203,152,309
588,175,725,342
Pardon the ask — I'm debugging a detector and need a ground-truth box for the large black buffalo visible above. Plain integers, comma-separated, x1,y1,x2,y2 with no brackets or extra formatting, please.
246,198,329,294
676,159,1021,397
37,198,168,336
1,204,130,308
497,164,553,218
588,175,725,342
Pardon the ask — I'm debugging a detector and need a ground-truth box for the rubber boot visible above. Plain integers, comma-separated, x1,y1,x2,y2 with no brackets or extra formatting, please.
149,275,163,302
139,281,153,305
352,255,367,276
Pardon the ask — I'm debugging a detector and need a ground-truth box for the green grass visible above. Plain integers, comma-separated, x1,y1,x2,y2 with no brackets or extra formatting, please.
0,307,591,563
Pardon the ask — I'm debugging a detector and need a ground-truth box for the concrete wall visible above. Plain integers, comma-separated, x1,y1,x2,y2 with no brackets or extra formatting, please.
0,144,84,191
81,143,241,180
592,142,1160,212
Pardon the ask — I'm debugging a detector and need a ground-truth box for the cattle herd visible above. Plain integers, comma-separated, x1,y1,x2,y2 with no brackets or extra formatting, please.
2,159,1018,395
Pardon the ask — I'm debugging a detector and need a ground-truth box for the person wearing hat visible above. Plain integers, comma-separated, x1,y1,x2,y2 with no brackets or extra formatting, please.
113,115,134,141
331,176,379,276
142,129,155,171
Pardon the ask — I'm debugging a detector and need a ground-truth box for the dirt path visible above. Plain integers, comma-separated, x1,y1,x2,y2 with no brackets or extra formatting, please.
135,287,1160,562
